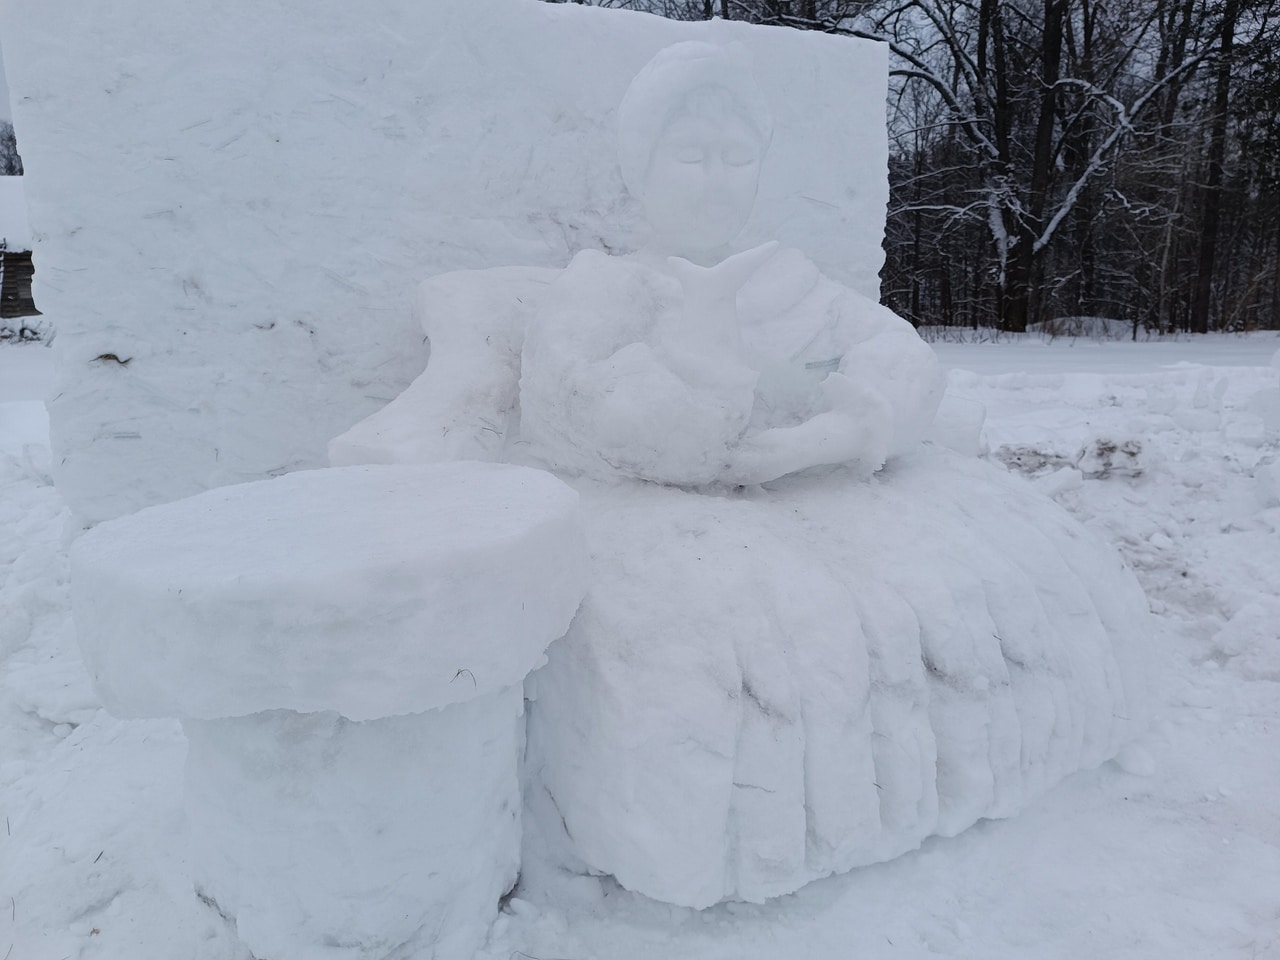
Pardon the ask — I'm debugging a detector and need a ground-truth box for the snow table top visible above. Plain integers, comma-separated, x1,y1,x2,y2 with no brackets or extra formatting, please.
71,462,589,720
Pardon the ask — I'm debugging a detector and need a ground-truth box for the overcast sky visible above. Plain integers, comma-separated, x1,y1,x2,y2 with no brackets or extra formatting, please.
0,43,11,121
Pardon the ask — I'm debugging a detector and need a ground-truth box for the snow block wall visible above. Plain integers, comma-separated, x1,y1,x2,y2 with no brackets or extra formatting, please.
1,0,890,522
0,177,31,252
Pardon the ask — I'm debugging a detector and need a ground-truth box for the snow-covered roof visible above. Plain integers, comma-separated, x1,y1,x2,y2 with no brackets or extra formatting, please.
0,176,31,250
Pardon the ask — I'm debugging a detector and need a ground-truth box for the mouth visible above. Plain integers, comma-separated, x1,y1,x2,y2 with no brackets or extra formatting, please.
696,201,738,221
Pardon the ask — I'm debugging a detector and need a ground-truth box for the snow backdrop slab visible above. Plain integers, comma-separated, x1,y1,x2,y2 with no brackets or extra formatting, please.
71,461,588,721
0,342,49,401
1,0,889,522
0,347,51,458
0,176,30,251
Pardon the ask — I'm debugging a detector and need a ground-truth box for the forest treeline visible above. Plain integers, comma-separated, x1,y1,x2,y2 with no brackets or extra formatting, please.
548,0,1280,333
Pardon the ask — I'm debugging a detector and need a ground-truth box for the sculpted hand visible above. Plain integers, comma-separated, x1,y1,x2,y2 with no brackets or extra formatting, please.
817,372,893,466
722,373,893,486
656,242,779,388
666,241,780,343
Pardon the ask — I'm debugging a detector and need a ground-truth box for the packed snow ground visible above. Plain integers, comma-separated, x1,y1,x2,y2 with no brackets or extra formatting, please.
1,333,1278,960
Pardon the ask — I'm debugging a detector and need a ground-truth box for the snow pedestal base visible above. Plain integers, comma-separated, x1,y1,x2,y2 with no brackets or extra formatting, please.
70,462,589,960
184,694,522,960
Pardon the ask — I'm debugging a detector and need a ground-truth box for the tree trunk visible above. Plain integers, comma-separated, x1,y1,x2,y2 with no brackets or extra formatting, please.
940,254,954,327
1021,0,1066,330
1189,0,1241,334
999,0,1065,332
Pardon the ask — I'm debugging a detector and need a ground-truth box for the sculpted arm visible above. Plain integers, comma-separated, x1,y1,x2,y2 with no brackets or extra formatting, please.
721,290,943,485
834,295,944,457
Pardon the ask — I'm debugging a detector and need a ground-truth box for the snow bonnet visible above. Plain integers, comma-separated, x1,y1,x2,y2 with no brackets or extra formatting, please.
617,40,774,199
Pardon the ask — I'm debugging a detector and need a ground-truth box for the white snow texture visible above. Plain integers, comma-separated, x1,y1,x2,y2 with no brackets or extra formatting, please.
2,0,1158,950
70,460,588,959
0,177,31,251
71,462,588,721
525,450,1149,907
323,34,1148,908
183,692,524,960
340,285,1150,907
517,247,943,485
336,265,1147,906
1,0,890,523
3,339,1277,960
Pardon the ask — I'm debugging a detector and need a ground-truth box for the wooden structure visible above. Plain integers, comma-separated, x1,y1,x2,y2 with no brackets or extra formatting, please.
0,248,38,320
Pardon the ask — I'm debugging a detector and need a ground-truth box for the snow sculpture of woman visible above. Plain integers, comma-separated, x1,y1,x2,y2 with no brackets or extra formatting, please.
519,41,942,487
331,41,1149,911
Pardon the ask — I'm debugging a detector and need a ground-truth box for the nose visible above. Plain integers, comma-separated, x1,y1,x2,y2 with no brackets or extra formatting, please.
702,153,728,177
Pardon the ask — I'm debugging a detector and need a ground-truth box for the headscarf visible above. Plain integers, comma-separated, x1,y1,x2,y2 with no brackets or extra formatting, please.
617,41,773,198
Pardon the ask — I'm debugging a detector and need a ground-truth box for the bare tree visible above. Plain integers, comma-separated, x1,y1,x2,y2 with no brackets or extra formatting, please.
551,0,1280,332
0,121,22,176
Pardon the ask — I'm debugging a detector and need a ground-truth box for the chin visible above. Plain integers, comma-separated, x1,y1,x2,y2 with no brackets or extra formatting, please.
685,224,744,253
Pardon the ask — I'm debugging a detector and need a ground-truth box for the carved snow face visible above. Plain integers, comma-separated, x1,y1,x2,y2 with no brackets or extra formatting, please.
641,87,765,260
618,42,772,264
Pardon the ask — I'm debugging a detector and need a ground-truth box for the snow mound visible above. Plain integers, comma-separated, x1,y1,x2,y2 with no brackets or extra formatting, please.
71,461,588,721
526,448,1150,907
1208,602,1280,683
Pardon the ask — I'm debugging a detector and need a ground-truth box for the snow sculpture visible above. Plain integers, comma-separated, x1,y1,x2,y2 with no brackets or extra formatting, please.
519,41,941,486
519,43,1147,904
71,462,589,960
334,41,1149,909
5,0,892,525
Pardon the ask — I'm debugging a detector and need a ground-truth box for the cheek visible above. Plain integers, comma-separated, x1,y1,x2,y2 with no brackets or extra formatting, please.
645,165,693,206
724,163,761,202
673,164,720,199
672,166,756,210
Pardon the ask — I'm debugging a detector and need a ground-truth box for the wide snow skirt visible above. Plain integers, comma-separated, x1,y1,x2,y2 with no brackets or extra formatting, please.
526,447,1149,907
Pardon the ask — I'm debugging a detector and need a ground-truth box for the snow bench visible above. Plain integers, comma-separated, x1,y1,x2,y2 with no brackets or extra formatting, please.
71,461,589,960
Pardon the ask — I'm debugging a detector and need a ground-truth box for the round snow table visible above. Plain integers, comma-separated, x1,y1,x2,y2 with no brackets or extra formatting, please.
71,462,589,960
